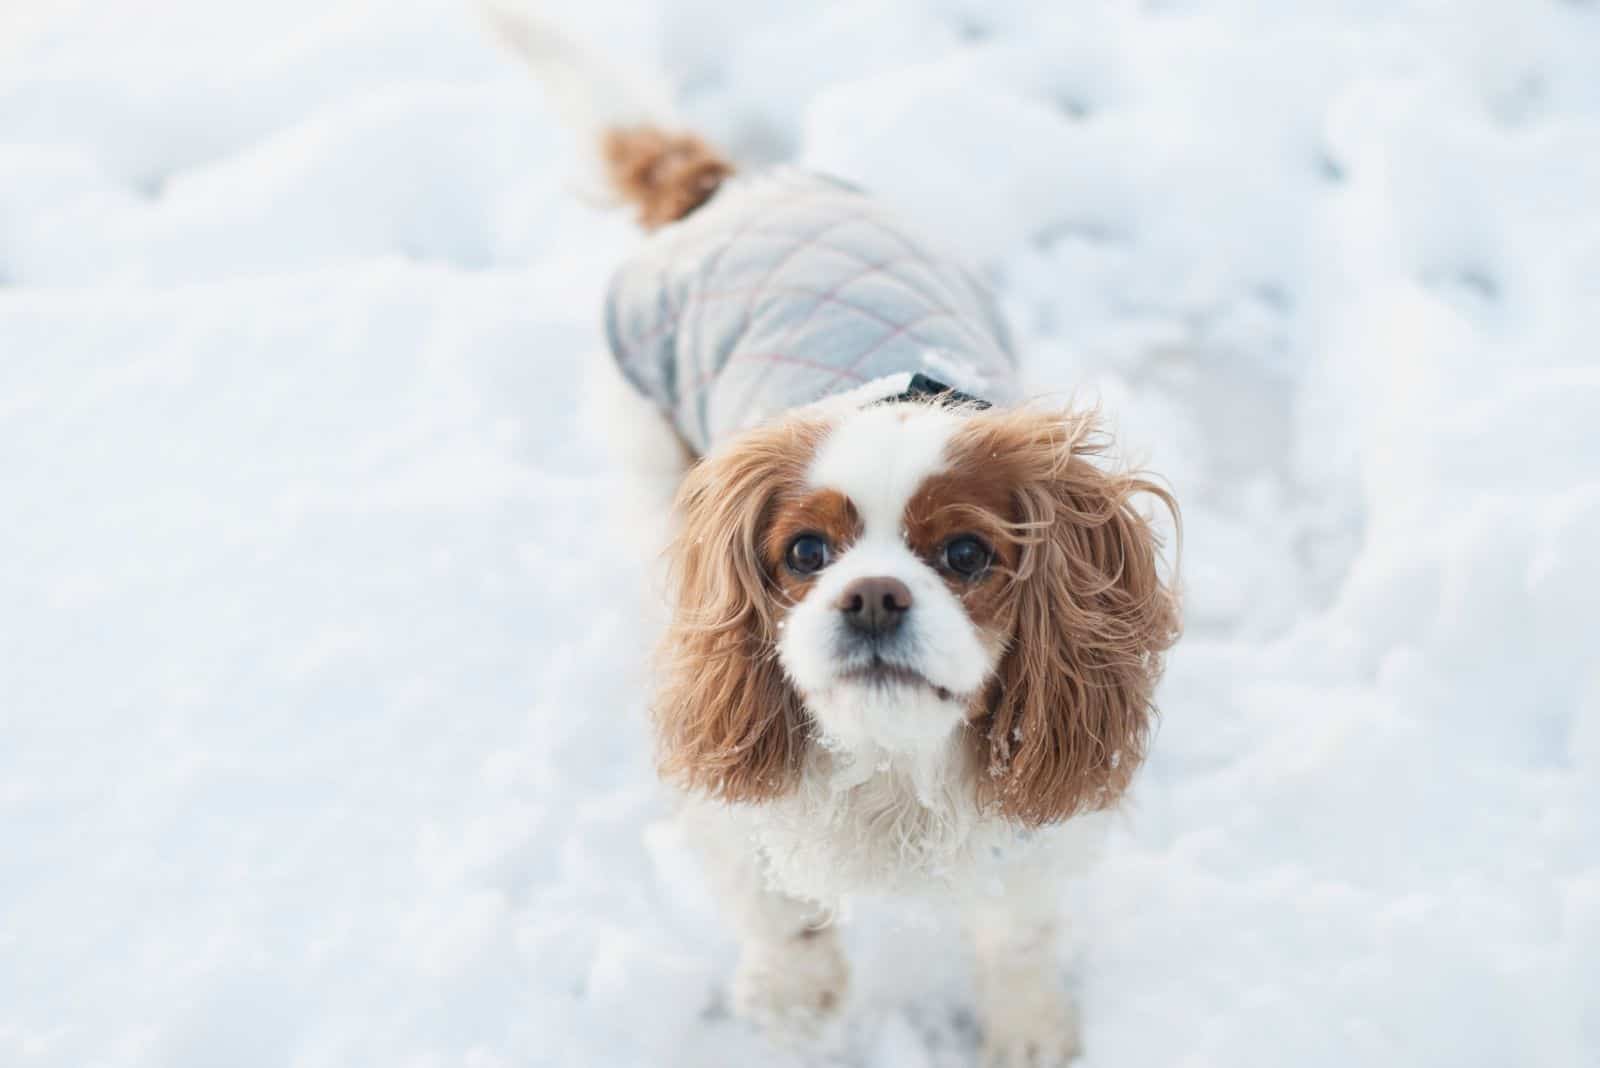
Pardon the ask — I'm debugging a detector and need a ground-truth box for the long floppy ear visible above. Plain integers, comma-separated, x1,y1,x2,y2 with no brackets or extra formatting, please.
962,408,1181,827
653,418,826,803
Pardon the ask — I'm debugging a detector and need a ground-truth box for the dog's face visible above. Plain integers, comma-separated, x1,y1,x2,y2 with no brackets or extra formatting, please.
655,400,1179,826
768,404,1010,753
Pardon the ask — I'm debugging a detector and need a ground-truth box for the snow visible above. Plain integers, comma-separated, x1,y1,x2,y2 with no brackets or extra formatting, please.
2,1,1596,1066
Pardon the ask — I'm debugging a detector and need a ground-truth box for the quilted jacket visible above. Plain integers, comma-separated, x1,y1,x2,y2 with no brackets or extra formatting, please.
604,168,1019,454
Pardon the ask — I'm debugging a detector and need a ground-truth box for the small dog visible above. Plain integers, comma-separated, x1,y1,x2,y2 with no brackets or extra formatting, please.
485,8,1180,1064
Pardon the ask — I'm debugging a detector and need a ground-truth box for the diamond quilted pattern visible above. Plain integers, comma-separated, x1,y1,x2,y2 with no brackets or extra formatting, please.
605,169,1018,453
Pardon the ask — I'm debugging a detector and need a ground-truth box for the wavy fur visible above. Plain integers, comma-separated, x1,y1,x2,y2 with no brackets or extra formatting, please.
654,417,828,802
951,406,1181,826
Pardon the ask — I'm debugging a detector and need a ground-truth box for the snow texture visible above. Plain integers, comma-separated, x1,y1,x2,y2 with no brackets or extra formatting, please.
2,2,1596,1066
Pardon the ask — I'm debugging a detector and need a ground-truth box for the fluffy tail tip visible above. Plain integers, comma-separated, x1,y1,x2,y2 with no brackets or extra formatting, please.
602,126,733,230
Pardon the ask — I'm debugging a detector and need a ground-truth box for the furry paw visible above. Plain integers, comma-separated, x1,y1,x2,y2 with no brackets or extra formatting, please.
980,994,1082,1067
730,931,849,1038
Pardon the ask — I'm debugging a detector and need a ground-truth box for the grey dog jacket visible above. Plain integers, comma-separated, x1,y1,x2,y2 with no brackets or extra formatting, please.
604,168,1020,454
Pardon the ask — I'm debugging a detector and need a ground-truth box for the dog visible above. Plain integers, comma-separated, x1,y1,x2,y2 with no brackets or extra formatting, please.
483,7,1181,1063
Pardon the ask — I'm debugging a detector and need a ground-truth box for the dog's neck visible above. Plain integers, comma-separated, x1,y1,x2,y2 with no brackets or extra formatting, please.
810,715,972,813
747,700,997,905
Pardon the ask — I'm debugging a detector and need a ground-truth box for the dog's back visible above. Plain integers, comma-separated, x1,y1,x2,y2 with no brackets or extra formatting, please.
605,168,1019,453
481,1,1017,455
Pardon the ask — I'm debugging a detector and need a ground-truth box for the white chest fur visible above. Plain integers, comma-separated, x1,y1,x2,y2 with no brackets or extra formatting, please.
729,732,1106,908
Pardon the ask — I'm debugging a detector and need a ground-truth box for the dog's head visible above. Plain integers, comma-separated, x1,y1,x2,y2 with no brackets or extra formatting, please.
654,399,1180,826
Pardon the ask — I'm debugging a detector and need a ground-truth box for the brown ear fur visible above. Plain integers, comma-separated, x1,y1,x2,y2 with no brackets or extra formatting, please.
654,418,827,802
957,407,1181,827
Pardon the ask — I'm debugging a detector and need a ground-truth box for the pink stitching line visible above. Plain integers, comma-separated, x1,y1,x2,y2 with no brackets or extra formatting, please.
800,290,957,335
605,182,821,414
704,249,916,413
641,186,842,440
682,186,852,406
826,210,1020,361
621,252,931,353
623,194,971,360
680,289,968,395
680,290,952,396
799,213,1009,391
730,220,995,397
846,245,998,355
628,243,983,361
821,212,963,317
681,260,992,404
635,178,1007,440
686,202,982,407
815,305,959,392
729,209,884,334
729,352,870,382
672,207,895,423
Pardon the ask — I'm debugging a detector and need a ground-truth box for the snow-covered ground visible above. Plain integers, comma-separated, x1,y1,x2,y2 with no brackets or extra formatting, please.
3,1,1597,1065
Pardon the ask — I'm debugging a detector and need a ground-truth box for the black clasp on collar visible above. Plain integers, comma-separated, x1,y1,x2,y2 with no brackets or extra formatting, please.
882,372,991,410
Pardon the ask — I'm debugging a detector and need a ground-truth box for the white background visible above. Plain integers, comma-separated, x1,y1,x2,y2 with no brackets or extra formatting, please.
2,1,1596,1065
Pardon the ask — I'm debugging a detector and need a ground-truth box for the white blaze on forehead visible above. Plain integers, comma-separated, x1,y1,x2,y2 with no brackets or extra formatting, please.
780,402,997,749
808,404,963,534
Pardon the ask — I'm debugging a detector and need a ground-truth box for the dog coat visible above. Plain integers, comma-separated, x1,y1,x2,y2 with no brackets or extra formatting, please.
604,168,1020,454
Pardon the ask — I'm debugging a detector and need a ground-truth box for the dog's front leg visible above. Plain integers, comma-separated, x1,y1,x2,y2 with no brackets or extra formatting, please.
682,802,849,1036
970,884,1081,1067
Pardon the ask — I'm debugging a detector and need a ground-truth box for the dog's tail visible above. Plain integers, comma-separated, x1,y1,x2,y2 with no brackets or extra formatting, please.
477,1,734,229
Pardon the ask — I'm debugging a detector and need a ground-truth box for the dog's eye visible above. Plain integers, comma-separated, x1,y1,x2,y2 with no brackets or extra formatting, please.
942,535,993,578
785,533,832,576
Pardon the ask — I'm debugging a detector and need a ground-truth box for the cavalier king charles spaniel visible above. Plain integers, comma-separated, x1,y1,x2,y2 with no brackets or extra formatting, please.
486,8,1181,1063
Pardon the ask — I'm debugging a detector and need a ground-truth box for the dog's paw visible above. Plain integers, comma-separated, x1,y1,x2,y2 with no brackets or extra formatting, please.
980,993,1082,1067
730,930,849,1038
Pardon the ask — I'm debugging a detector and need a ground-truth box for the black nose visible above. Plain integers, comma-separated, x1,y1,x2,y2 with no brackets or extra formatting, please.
836,576,913,638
